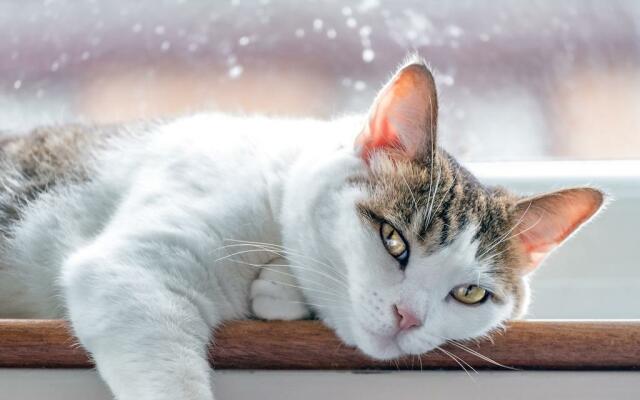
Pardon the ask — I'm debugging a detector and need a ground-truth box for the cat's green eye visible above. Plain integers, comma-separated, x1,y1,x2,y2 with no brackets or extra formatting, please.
451,285,490,305
380,222,409,268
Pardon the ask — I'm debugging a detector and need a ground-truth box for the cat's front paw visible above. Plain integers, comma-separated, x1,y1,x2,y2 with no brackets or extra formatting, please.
250,263,311,321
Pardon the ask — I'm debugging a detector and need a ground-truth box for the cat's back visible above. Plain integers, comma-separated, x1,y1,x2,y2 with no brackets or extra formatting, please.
0,113,351,235
0,123,136,316
0,114,335,317
0,124,125,232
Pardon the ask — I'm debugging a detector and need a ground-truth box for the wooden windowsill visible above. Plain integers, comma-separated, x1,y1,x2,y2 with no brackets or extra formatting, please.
0,320,639,370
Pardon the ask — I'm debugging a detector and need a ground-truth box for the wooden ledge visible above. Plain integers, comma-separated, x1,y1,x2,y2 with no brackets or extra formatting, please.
0,320,639,370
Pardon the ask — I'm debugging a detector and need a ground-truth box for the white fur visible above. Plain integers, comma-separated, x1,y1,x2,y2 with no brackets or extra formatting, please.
0,113,515,399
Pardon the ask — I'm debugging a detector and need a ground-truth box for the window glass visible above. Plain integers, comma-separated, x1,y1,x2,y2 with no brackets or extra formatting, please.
1,0,638,161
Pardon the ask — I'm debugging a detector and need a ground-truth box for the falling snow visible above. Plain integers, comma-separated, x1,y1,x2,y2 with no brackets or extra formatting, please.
357,0,380,12
359,25,372,37
362,49,375,63
228,65,244,79
439,75,455,86
0,0,633,166
354,80,367,91
446,25,464,37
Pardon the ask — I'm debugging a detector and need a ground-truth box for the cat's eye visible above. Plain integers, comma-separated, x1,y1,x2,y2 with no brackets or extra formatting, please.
380,222,409,267
451,285,490,305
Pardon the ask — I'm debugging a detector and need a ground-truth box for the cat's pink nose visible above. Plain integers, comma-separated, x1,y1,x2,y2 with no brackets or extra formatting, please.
393,304,421,331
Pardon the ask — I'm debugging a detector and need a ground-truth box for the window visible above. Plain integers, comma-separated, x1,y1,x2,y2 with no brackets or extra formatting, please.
2,0,637,319
2,1,639,161
0,1,638,385
0,7,640,399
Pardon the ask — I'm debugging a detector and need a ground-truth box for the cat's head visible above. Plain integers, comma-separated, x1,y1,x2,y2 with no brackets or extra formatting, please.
282,55,604,360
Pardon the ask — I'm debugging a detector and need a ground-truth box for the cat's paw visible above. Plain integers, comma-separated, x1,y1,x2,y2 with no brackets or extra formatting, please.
250,263,311,321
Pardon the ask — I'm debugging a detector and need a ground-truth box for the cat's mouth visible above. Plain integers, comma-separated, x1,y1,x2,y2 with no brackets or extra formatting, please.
353,321,440,360
361,333,403,360
351,322,405,360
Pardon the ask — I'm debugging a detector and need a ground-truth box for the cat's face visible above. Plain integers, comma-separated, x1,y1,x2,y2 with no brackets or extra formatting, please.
332,158,520,359
282,56,604,360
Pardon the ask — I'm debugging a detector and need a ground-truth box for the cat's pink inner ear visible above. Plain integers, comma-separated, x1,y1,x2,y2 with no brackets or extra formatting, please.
355,61,438,162
513,188,604,273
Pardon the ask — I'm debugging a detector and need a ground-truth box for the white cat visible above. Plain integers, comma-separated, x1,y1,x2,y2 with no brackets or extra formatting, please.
0,56,604,399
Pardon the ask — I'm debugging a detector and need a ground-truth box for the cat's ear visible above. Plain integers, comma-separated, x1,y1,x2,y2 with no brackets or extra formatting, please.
512,187,605,274
355,56,438,163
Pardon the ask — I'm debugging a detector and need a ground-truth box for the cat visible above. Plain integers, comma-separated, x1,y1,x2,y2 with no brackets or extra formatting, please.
0,55,604,400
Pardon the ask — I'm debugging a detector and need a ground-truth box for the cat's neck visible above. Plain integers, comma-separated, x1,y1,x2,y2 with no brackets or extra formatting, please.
152,112,364,249
256,114,364,230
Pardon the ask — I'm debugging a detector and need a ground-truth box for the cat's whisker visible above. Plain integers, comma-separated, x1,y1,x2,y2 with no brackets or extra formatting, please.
476,206,532,260
429,172,458,225
430,332,515,371
223,239,339,272
226,259,349,302
480,248,510,264
260,262,349,291
212,247,275,263
400,173,419,213
220,240,349,281
487,201,533,247
215,247,350,290
425,157,443,227
258,279,348,304
447,340,516,370
284,300,351,313
435,346,476,381
424,110,437,226
260,281,348,304
477,202,538,260
478,214,544,263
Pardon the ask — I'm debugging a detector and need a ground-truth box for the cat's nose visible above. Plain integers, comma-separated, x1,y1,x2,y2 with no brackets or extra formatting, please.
393,304,421,331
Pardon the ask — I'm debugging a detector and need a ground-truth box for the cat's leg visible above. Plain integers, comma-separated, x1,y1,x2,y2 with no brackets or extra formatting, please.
62,241,218,400
250,257,311,320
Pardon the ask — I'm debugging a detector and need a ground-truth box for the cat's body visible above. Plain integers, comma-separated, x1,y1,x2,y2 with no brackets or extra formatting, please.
0,58,604,400
0,115,355,319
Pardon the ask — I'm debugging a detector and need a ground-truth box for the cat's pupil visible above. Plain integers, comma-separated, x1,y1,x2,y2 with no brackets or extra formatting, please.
387,237,402,253
451,285,488,305
380,222,409,266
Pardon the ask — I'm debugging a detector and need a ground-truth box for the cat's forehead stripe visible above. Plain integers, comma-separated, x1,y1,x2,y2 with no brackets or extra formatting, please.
357,150,519,273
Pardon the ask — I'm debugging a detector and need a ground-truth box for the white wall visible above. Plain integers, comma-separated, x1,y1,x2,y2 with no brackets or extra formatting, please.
2,370,640,400
470,160,640,319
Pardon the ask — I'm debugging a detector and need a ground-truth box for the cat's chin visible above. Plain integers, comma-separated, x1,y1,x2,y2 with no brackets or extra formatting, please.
350,323,404,360
395,331,440,356
346,321,444,360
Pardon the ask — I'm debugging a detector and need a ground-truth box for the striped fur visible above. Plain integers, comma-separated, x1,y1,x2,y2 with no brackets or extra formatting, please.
355,149,528,315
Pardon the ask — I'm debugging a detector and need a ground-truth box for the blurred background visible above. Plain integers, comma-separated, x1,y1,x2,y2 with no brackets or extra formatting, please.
0,0,639,319
0,0,639,161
